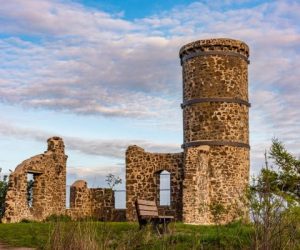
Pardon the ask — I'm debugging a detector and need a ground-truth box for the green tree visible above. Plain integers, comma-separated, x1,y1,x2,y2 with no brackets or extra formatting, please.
248,140,300,250
0,168,8,218
268,138,300,201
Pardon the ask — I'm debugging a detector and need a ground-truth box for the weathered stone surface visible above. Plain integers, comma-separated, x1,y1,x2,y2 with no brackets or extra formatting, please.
126,146,184,221
125,38,250,225
208,146,249,223
180,38,250,224
183,103,249,143
67,180,114,221
2,137,67,223
182,145,210,224
2,138,115,223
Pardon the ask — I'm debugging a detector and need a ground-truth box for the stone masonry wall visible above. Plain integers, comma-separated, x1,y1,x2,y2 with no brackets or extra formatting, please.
67,180,114,221
90,188,114,220
68,180,91,218
180,38,250,224
208,146,249,223
180,38,249,146
183,103,249,143
182,146,210,224
126,145,184,221
2,137,67,223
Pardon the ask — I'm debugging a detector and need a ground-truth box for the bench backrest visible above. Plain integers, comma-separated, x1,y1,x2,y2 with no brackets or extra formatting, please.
135,199,159,218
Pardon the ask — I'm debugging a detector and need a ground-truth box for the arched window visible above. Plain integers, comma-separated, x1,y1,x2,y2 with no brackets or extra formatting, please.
159,170,171,206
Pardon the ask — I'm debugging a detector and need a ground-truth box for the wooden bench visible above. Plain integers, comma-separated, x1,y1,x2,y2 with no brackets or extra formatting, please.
135,199,174,235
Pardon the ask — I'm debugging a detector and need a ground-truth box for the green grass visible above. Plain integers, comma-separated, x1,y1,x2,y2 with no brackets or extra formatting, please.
0,222,51,248
0,221,253,249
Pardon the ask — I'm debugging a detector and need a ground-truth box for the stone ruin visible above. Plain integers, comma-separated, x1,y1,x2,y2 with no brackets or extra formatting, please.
2,137,67,223
126,38,250,224
2,137,116,223
2,38,250,225
66,180,115,221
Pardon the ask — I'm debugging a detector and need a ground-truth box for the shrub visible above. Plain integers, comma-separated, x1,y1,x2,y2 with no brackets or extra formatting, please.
45,214,72,222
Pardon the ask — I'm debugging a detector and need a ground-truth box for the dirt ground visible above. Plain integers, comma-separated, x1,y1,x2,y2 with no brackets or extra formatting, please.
0,243,35,250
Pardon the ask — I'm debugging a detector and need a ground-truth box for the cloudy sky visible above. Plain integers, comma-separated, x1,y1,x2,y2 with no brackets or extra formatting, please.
0,0,299,195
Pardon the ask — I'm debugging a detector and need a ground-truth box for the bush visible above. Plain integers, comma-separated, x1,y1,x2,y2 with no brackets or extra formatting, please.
20,219,35,223
248,144,300,250
45,214,72,222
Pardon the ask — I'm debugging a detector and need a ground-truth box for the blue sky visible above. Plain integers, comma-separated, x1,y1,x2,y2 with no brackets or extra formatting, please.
0,0,300,199
73,0,197,19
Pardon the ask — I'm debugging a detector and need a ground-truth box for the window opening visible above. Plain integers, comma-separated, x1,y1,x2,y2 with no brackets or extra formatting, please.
27,173,34,208
114,190,126,209
159,170,171,206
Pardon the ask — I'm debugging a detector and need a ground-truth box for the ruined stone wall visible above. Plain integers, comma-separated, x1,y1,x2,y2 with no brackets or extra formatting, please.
2,137,67,223
126,146,184,221
180,38,250,224
90,188,114,220
67,180,114,221
68,180,91,218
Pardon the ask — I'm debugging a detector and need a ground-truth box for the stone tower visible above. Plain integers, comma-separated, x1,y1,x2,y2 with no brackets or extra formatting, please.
180,38,250,224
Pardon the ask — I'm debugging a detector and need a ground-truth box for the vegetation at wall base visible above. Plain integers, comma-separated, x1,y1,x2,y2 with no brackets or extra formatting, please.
0,220,297,249
0,168,8,219
0,221,254,249
0,139,299,249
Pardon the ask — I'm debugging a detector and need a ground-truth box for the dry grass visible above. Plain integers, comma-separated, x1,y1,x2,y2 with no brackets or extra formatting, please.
46,221,100,250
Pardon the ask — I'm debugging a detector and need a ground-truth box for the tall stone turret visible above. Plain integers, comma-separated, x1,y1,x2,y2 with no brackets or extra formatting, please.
180,38,250,224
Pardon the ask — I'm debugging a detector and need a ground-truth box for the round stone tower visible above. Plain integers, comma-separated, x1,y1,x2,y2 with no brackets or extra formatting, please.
180,38,250,224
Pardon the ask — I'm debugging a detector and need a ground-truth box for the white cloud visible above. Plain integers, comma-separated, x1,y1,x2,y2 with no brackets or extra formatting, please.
66,165,125,189
0,0,136,36
0,0,299,173
68,165,122,177
0,121,181,159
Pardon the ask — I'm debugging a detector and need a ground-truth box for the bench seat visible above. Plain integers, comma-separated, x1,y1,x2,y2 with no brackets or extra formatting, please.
135,199,174,234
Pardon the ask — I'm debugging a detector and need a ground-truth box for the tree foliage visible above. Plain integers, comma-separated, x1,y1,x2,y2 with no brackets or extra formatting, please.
261,138,300,202
0,168,8,218
248,139,300,249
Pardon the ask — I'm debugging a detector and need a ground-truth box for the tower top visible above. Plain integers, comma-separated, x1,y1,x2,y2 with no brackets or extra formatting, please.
47,136,65,154
179,38,249,62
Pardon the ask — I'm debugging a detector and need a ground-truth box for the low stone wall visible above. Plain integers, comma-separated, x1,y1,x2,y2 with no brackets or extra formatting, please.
67,180,114,221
